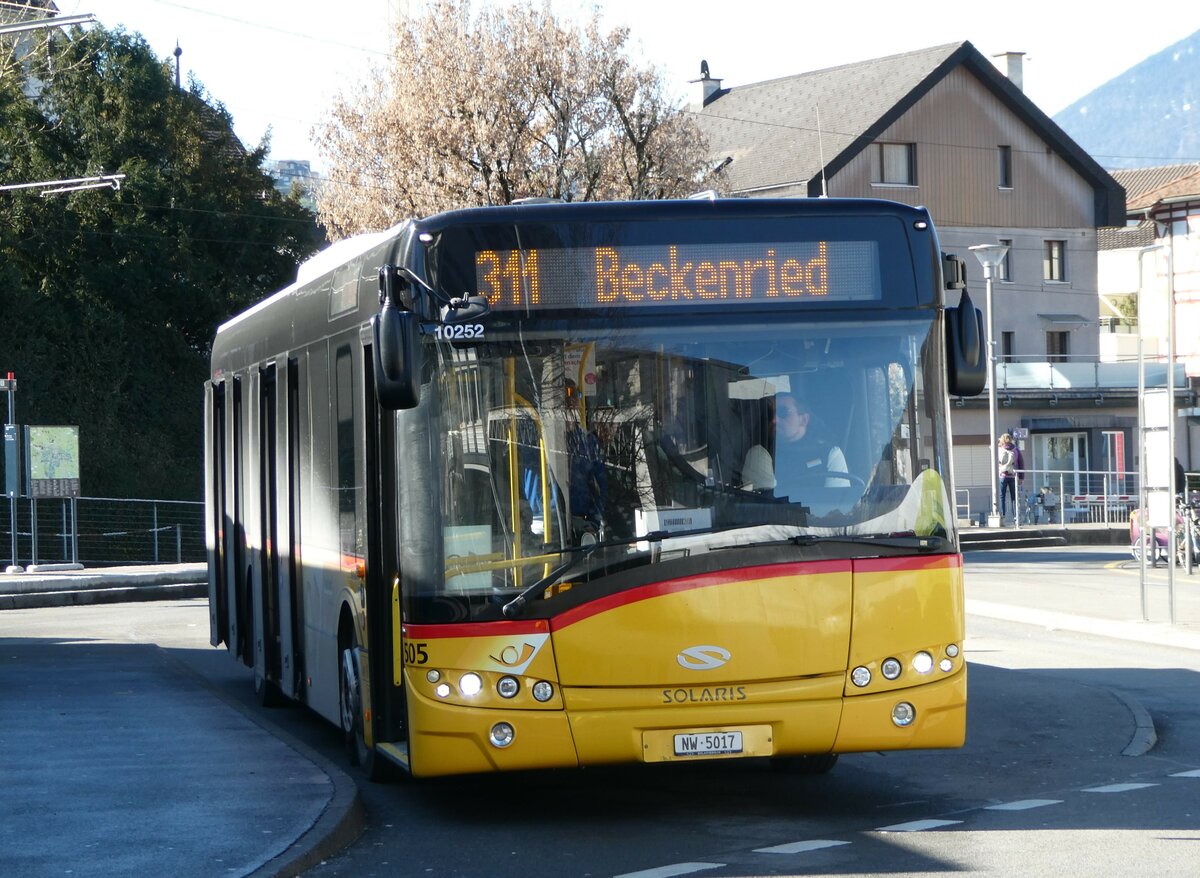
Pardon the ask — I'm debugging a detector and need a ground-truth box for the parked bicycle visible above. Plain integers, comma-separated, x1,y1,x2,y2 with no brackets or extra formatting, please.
1130,497,1200,572
1129,507,1170,566
1177,495,1200,574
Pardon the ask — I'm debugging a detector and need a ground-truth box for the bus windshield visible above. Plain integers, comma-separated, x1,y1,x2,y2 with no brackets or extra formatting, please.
420,309,954,619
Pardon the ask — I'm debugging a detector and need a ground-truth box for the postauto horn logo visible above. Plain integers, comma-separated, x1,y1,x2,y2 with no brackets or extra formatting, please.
676,645,731,671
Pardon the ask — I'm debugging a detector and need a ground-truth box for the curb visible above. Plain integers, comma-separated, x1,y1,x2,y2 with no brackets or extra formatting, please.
1111,689,1158,757
0,581,207,609
155,647,366,878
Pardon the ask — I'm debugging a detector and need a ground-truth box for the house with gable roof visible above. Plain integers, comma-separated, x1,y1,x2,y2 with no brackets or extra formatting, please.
691,42,1200,520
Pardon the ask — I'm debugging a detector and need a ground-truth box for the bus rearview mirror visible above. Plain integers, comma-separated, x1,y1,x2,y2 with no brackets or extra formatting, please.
373,304,421,410
946,289,985,397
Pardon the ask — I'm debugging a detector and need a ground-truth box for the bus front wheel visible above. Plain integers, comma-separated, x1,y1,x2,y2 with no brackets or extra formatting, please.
340,643,386,780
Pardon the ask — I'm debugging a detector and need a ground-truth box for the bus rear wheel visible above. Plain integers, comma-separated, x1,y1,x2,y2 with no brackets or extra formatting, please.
340,643,387,781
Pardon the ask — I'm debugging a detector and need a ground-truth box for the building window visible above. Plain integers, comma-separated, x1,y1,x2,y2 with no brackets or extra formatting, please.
1001,331,1015,362
871,143,916,186
998,238,1013,282
1047,331,1069,362
998,145,1013,188
1043,240,1066,281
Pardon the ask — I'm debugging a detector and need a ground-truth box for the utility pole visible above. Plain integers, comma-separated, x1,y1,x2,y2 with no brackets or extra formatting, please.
3,372,20,573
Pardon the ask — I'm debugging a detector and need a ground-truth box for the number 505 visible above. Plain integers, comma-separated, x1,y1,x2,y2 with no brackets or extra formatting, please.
403,641,429,664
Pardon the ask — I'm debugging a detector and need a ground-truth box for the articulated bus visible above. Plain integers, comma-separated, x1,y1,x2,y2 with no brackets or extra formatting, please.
205,197,986,778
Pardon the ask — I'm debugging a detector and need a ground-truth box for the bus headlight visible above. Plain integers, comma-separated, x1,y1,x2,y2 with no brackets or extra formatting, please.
497,676,520,698
946,643,960,658
460,673,483,696
912,651,934,674
531,680,554,702
489,722,515,748
892,702,916,727
881,658,902,680
851,666,872,687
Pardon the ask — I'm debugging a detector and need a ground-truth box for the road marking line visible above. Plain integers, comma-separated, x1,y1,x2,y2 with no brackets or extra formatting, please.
984,799,1063,811
754,839,851,854
614,863,724,878
1170,769,1200,778
876,819,963,832
1082,783,1158,793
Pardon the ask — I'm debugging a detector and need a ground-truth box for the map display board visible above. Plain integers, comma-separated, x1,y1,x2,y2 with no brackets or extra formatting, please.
25,426,81,498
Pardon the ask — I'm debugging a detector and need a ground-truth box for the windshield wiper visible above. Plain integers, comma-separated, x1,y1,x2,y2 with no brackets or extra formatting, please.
743,531,953,553
500,524,745,617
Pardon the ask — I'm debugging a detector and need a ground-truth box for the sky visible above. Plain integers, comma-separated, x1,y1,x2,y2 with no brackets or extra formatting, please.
68,0,1200,173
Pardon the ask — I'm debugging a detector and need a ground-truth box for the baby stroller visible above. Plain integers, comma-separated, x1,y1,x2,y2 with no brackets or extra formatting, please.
1129,508,1171,566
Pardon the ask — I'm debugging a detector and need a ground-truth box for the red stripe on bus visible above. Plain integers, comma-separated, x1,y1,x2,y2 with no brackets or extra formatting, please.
552,560,853,630
853,553,961,574
405,619,550,639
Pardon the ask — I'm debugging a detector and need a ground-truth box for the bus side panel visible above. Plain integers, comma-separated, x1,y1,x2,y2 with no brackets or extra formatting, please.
835,554,967,751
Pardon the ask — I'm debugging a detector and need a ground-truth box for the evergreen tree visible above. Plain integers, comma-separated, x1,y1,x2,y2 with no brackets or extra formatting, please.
0,26,323,499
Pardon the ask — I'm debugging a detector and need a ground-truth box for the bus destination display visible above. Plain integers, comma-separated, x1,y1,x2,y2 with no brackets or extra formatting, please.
474,241,881,310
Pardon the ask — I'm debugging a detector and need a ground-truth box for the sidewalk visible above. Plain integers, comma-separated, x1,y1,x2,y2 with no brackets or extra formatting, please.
962,536,1200,651
0,620,363,878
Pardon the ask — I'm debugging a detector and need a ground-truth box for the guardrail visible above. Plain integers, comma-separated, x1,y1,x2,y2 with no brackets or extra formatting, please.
2,497,204,568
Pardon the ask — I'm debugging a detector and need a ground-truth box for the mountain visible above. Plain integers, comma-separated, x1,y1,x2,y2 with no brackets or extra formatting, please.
1052,30,1200,169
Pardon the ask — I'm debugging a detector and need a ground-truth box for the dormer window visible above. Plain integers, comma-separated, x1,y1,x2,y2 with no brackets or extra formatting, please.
871,143,917,186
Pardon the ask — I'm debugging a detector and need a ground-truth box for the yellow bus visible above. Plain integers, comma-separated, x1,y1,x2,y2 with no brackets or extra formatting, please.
205,197,986,778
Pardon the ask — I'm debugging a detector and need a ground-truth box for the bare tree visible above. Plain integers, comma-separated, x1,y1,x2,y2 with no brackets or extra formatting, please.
314,0,725,238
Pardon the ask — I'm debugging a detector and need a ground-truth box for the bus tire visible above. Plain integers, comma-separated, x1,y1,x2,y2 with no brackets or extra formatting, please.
340,642,389,782
770,754,839,774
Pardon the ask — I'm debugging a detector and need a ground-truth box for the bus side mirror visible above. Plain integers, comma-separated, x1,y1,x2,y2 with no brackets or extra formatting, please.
373,302,421,410
946,289,986,397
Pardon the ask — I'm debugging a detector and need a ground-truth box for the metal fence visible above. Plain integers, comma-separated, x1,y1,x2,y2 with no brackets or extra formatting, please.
958,469,1200,528
2,496,204,568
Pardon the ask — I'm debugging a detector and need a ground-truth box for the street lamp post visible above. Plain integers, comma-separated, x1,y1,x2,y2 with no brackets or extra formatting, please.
970,244,1009,527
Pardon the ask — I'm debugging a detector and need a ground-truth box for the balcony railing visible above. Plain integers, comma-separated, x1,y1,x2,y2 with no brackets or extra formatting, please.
992,356,1187,392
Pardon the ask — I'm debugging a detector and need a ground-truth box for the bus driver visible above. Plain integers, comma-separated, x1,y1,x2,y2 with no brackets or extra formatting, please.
741,392,849,494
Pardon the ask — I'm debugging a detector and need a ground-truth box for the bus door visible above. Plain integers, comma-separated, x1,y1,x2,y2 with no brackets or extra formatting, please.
281,357,304,699
363,342,405,744
255,363,283,695
224,375,251,665
206,381,228,648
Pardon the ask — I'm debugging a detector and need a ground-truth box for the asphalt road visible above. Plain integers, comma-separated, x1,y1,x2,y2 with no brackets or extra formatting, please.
4,546,1198,877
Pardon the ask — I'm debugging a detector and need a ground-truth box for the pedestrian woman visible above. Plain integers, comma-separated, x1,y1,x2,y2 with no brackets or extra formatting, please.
997,433,1017,523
